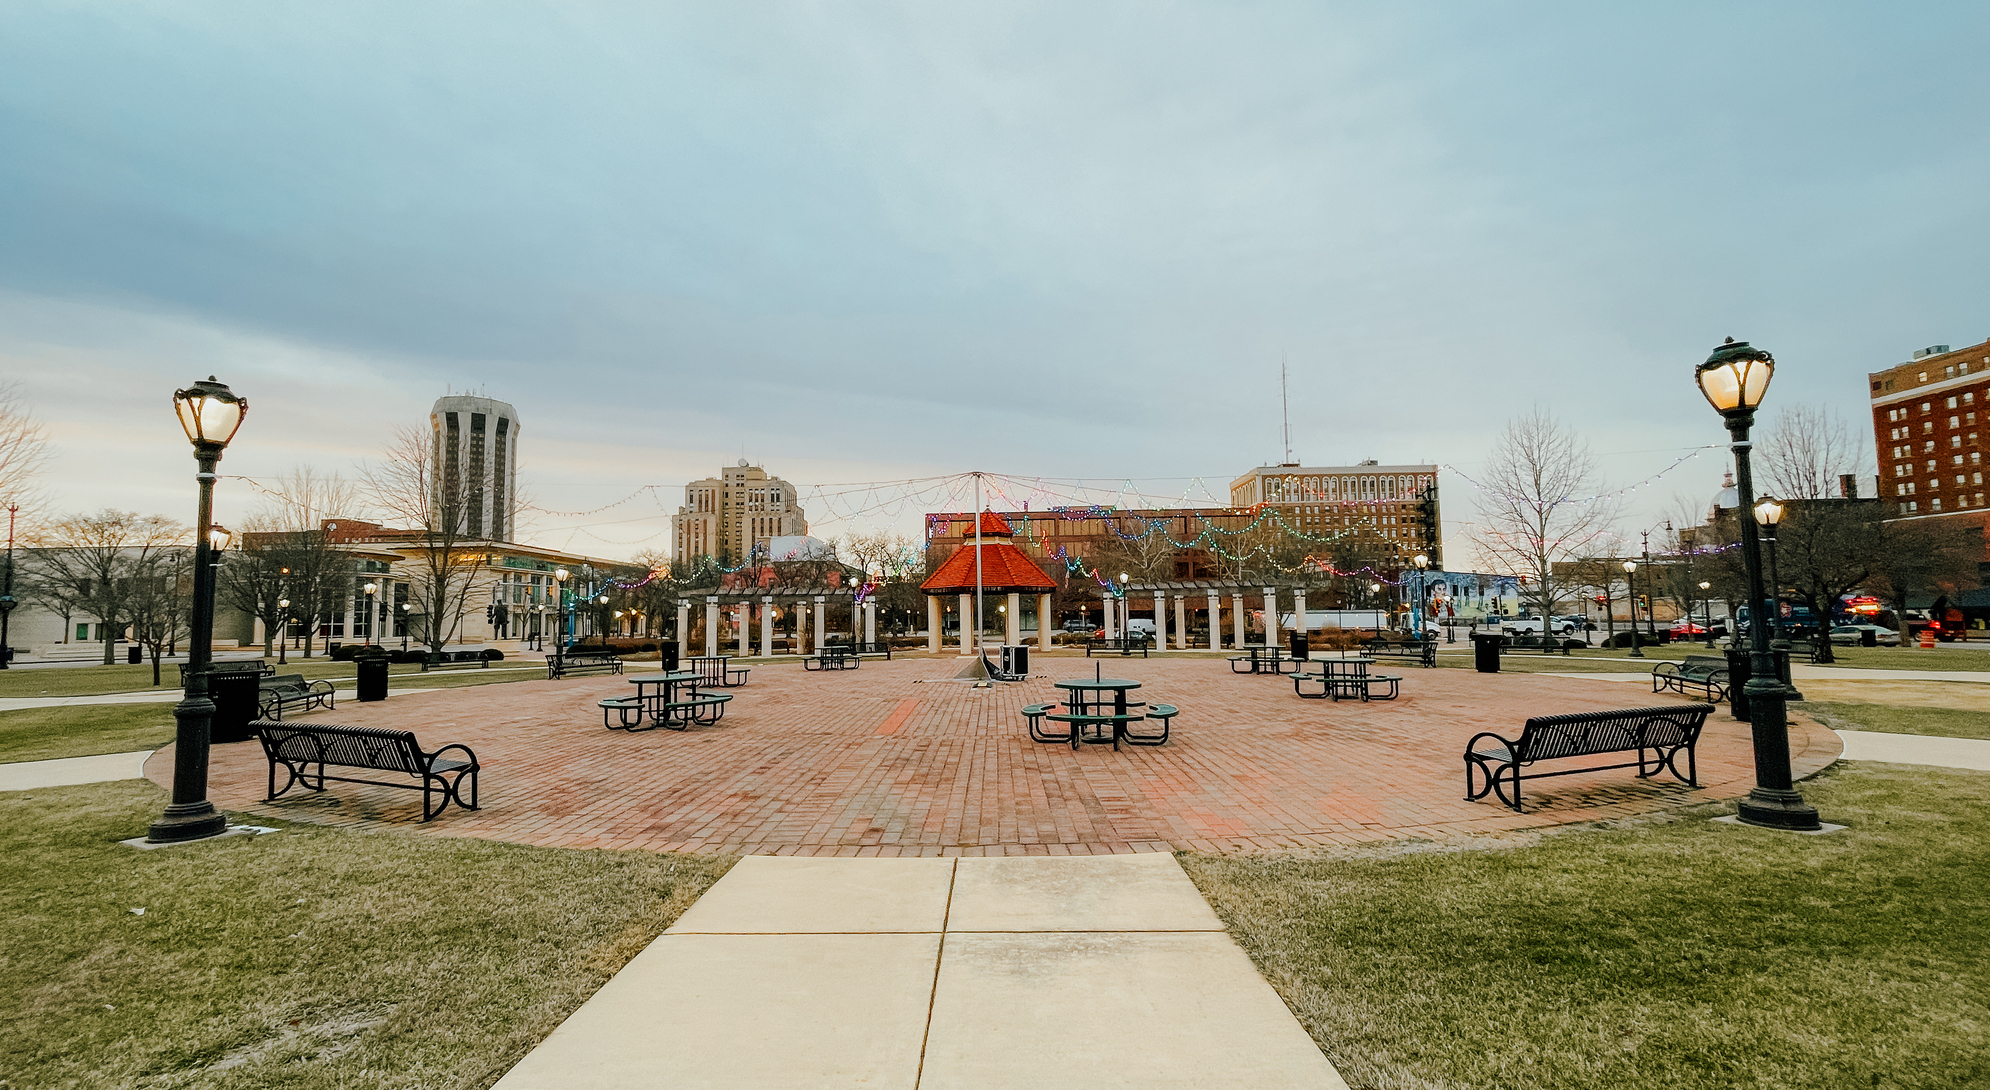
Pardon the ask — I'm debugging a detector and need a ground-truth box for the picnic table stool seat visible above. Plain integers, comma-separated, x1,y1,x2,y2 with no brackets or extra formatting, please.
659,692,732,730
597,696,647,730
1124,703,1177,746
1022,702,1064,744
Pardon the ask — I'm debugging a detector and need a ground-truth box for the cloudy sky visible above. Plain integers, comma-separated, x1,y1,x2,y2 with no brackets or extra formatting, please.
2,2,1985,562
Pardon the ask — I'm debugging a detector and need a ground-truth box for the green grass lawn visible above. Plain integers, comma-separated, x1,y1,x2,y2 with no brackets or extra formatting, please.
0,705,178,764
0,780,733,1090
1182,763,1990,1090
1431,641,1990,674
0,658,553,701
1799,700,1990,742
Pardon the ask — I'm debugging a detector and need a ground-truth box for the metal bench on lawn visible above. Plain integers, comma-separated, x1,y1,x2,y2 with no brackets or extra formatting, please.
1652,654,1731,702
256,673,336,720
254,720,481,822
1464,703,1715,813
1363,638,1438,668
547,650,623,679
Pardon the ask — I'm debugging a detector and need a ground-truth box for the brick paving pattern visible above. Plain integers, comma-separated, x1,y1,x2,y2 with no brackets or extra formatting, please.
148,655,1842,856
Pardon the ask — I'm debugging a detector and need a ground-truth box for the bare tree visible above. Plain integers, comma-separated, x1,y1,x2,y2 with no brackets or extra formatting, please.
361,427,489,655
1870,516,1982,627
126,549,194,685
23,510,188,663
0,380,52,525
1759,404,1862,500
239,467,366,658
1476,409,1619,617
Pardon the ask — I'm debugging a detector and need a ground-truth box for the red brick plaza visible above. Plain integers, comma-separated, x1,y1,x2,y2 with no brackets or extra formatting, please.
153,656,1841,856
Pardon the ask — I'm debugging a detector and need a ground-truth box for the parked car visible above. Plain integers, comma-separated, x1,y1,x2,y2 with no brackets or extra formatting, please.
1504,615,1580,637
1668,620,1709,637
1830,624,1899,646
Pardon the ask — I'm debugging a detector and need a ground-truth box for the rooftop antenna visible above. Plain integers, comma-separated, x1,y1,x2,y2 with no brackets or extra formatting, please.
1280,354,1293,464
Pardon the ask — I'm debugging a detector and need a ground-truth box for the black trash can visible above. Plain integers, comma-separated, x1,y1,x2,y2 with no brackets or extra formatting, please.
1861,628,1877,647
1471,631,1502,673
1288,631,1309,661
1724,646,1753,720
356,650,390,702
660,640,680,672
1001,644,1030,676
127,644,142,664
206,666,261,743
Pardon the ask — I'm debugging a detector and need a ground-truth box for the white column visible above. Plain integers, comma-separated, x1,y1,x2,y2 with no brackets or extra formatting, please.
704,597,721,658
1294,590,1309,637
737,603,750,657
958,593,973,653
760,597,774,658
1153,593,1168,652
1264,586,1279,648
864,600,877,646
813,596,827,654
1038,594,1053,653
675,600,690,652
1104,597,1117,640
927,596,942,653
1232,593,1246,647
1175,595,1188,649
1006,591,1021,645
1206,592,1222,649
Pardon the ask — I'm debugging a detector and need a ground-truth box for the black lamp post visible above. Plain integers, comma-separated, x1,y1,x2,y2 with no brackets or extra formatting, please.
401,603,412,652
277,597,290,665
1697,338,1822,830
363,582,378,647
0,502,17,669
1755,496,1789,647
1623,560,1643,658
1700,580,1715,649
147,376,246,844
554,567,570,649
1413,554,1430,640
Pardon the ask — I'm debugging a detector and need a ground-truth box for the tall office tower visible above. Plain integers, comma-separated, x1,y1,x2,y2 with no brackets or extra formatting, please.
430,395,520,542
674,461,809,565
1869,338,1990,521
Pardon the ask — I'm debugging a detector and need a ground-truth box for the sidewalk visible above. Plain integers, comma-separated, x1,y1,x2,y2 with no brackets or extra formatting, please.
491,854,1348,1089
0,749,153,792
1834,730,1990,771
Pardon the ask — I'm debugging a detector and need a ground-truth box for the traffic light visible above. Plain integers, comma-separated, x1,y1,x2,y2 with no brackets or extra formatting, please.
1416,486,1439,565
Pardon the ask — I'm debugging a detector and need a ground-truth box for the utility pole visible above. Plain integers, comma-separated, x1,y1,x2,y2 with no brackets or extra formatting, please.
0,503,16,670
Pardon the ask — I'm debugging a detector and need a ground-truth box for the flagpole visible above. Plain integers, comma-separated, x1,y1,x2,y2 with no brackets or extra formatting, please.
974,471,984,656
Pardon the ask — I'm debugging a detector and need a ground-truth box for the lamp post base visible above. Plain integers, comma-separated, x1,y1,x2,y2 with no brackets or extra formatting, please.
1736,787,1823,831
146,801,229,843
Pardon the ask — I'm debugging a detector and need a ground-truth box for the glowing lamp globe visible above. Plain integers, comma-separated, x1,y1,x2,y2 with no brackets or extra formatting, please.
172,377,247,449
1695,338,1774,416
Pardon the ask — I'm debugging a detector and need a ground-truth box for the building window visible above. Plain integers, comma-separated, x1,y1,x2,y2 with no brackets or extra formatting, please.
1949,396,1960,409
1923,402,1933,413
1907,501,1919,512
1932,498,1943,511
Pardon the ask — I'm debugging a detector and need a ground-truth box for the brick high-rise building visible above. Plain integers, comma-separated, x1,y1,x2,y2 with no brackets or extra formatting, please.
1869,337,1990,519
1229,460,1442,567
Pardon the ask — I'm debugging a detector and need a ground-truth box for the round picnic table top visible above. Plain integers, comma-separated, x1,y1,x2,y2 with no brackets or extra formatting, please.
627,671,699,684
1054,678,1142,691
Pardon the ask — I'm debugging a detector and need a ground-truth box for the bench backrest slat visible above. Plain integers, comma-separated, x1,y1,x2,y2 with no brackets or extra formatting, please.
1517,704,1713,762
255,721,425,774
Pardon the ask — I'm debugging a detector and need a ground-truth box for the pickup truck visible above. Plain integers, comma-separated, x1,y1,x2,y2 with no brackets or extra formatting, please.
1503,615,1580,638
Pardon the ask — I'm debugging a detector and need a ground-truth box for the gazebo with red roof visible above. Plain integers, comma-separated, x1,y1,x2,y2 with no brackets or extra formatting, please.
919,511,1057,654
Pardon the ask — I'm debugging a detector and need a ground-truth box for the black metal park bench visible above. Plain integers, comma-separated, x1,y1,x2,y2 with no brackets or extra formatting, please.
421,649,502,672
254,720,480,821
1363,638,1438,668
1464,703,1715,813
547,651,623,679
1652,655,1731,702
256,673,336,720
1085,636,1151,658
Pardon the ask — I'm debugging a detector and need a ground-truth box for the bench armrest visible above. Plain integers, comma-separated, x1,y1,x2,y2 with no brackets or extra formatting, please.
423,742,480,771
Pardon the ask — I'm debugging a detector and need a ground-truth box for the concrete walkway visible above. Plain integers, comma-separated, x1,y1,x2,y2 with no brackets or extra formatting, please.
491,854,1347,1090
0,749,153,791
1834,730,1990,771
0,682,469,712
